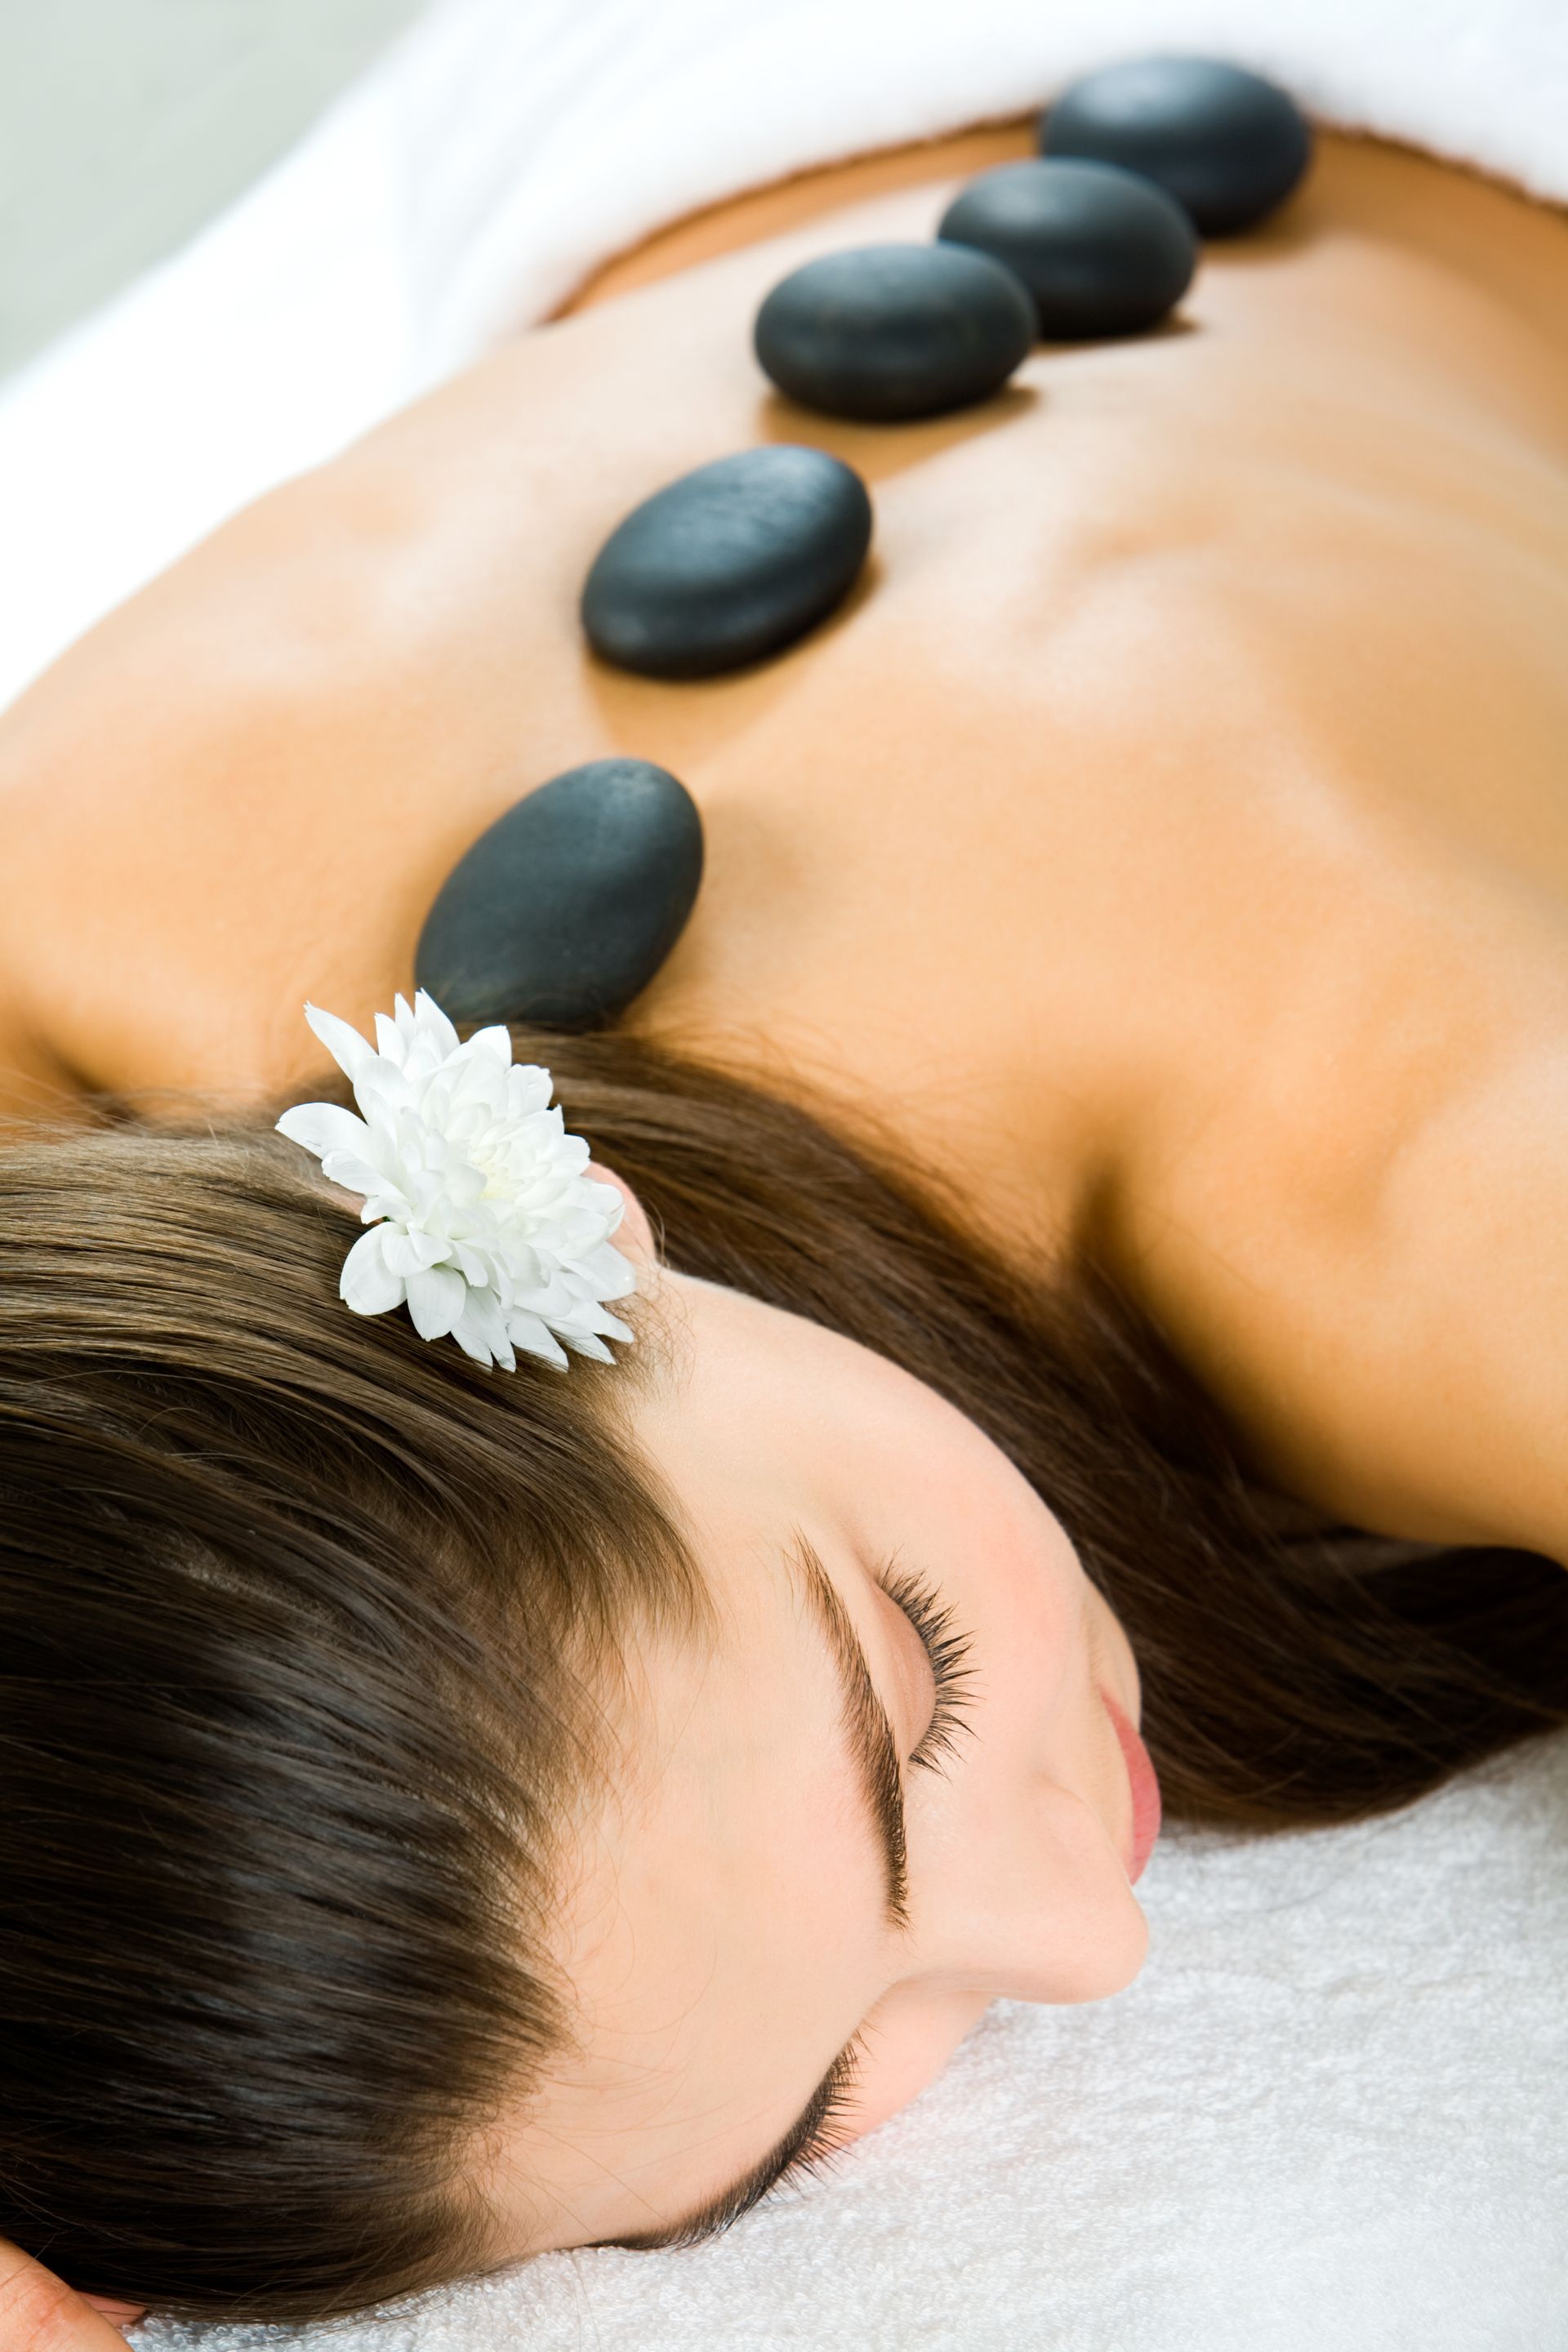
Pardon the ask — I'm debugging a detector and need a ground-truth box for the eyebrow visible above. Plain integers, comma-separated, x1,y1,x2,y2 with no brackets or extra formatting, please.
605,1537,908,2253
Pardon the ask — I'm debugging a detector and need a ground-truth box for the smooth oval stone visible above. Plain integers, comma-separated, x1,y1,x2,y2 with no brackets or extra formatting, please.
938,158,1196,341
1040,56,1312,235
414,758,704,1031
581,444,873,679
753,242,1037,421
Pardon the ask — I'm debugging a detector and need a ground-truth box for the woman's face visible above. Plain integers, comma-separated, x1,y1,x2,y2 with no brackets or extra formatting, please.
484,1175,1155,2256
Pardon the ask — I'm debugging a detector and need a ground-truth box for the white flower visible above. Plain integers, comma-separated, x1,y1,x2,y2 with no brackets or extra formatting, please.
275,991,636,1372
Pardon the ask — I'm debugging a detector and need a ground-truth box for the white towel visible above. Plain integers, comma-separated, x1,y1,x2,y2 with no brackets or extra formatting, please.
1,0,1565,717
19,5,1568,2339
154,1731,1568,2352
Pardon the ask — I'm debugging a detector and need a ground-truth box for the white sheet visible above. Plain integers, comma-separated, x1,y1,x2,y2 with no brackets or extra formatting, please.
2,0,1565,719
19,2,1567,2340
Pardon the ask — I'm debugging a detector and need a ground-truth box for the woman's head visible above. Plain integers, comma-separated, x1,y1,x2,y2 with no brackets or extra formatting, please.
488,1210,1147,2255
3,1027,1565,2319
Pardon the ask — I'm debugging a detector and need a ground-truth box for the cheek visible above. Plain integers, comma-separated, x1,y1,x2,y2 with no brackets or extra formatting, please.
840,1983,997,2140
987,1510,1085,1686
885,1431,1150,1999
906,1431,1087,1726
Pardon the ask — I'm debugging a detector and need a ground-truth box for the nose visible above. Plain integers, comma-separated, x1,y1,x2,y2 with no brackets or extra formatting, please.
904,1766,1151,2007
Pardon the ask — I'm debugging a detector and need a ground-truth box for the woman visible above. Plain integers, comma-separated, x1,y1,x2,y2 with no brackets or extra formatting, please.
1,114,1566,2325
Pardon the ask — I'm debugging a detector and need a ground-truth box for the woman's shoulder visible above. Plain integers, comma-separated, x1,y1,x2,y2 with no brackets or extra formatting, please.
1099,842,1568,1564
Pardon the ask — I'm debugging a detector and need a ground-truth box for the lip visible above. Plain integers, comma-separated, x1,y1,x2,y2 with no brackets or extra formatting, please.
1101,1689,1162,1883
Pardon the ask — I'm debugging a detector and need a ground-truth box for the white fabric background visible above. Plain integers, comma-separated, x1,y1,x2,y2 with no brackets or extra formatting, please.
17,2,1567,2340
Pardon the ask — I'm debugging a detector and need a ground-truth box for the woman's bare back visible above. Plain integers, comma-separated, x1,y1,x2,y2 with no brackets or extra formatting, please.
2,124,1567,1556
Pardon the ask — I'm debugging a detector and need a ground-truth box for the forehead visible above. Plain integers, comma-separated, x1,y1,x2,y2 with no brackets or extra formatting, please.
483,1533,887,2254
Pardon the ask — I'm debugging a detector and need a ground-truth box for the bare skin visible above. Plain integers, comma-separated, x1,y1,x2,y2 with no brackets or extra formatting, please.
2,123,1567,1575
0,2238,145,2349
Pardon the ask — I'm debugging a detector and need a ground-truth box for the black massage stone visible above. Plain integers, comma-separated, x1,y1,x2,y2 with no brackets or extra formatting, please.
938,158,1196,341
753,242,1037,421
1040,56,1312,235
581,444,873,678
413,757,704,1031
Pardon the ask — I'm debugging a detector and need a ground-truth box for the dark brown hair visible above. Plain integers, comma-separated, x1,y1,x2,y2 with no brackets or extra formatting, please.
2,1026,1565,2322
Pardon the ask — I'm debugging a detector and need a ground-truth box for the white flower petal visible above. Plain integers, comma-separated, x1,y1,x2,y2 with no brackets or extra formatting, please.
340,1227,407,1316
356,1063,415,1122
304,1003,377,1085
574,1307,635,1346
381,1228,448,1277
406,1263,467,1340
412,992,461,1059
463,1023,514,1066
455,1287,515,1370
404,1168,448,1223
317,1149,389,1200
504,1310,570,1371
577,1240,639,1298
584,1170,623,1211
443,1160,486,1207
275,1102,371,1162
374,1012,407,1065
356,1183,416,1227
450,1316,501,1370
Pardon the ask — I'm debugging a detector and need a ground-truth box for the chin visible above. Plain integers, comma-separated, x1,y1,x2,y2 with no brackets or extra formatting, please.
847,1986,997,2138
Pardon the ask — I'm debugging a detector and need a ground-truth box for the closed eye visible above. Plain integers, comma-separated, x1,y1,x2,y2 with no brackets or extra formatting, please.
764,2031,869,2198
876,1560,977,1775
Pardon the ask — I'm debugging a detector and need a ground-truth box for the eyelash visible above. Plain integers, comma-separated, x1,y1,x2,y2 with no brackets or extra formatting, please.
778,2032,869,2189
878,1560,978,1777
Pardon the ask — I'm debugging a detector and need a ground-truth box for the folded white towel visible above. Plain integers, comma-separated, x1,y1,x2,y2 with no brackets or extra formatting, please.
1,0,1565,717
